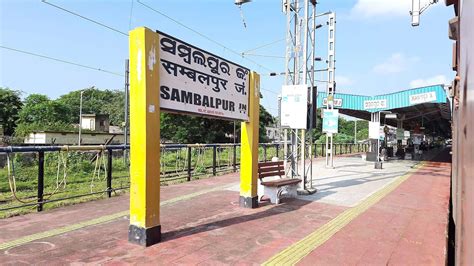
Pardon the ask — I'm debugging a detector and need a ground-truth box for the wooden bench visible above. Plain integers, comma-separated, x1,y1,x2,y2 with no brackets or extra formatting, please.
257,161,301,204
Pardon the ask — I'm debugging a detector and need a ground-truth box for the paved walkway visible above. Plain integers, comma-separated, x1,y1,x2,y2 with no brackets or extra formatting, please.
0,149,451,265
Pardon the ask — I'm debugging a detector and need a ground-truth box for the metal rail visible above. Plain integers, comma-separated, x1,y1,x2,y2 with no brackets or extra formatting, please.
0,143,368,213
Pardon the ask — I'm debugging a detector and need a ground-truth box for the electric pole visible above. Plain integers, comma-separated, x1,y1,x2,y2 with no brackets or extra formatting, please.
283,0,317,191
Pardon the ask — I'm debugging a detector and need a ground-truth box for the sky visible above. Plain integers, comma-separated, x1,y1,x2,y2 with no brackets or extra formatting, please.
0,0,454,117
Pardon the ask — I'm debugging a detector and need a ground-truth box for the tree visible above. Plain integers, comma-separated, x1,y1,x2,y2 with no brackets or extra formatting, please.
160,104,274,144
0,88,22,135
57,87,125,126
15,94,73,136
259,105,274,142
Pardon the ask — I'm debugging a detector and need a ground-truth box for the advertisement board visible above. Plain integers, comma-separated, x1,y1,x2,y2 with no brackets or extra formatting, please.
396,128,404,140
281,84,308,129
158,31,250,121
322,109,339,134
369,121,380,139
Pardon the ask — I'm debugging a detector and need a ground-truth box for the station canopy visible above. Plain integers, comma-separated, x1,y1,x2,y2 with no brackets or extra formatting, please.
316,84,451,137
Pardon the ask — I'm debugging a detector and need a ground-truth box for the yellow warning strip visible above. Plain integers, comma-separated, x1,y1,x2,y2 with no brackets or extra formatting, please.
0,183,236,251
263,163,425,266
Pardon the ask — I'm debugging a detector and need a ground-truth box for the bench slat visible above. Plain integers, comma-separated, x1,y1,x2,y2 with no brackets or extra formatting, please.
259,171,285,179
261,178,301,187
258,161,283,167
258,166,284,173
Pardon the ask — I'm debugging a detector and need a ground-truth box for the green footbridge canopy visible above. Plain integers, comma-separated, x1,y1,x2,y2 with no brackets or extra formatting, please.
316,84,451,137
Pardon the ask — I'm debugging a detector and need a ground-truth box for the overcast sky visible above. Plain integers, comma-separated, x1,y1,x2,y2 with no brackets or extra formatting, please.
0,0,454,116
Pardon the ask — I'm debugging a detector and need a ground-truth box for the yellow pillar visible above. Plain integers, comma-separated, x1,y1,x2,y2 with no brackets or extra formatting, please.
240,71,260,208
128,27,162,246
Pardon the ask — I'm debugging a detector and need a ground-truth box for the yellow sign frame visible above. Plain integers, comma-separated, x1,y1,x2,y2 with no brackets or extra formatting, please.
128,27,260,246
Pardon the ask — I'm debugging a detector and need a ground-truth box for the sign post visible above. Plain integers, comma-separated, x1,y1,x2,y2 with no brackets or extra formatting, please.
239,72,260,208
128,27,162,246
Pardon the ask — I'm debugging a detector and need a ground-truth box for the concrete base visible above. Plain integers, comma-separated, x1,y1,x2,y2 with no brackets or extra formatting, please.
297,188,318,195
374,162,383,169
128,224,161,247
239,196,258,208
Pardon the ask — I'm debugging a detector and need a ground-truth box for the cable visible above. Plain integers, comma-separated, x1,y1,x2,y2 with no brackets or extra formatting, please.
261,88,279,95
41,0,129,36
128,0,135,30
241,38,285,54
1,45,124,77
243,53,285,59
136,0,275,73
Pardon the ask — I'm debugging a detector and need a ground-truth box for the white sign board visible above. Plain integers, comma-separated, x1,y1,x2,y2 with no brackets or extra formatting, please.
281,85,308,129
158,31,250,121
364,99,387,110
323,98,343,107
369,121,380,139
409,91,437,105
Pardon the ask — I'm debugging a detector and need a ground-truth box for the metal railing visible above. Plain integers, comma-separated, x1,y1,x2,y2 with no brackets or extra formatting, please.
0,143,368,214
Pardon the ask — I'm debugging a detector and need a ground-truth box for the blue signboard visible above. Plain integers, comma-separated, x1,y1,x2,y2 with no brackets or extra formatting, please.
322,109,339,134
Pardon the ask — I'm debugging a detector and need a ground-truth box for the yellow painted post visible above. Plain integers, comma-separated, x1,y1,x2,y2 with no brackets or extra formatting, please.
128,27,162,246
240,71,260,208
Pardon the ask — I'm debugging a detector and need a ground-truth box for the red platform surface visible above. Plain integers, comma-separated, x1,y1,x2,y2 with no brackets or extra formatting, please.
0,152,451,265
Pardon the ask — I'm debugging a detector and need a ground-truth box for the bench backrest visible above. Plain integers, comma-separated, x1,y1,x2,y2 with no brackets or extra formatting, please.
258,161,284,180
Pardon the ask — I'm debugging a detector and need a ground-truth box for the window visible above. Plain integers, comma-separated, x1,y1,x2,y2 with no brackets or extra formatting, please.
329,55,333,68
330,42,333,51
330,17,334,26
99,120,105,126
330,30,333,39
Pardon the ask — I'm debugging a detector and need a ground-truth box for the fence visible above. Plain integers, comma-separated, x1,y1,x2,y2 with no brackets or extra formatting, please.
0,143,368,216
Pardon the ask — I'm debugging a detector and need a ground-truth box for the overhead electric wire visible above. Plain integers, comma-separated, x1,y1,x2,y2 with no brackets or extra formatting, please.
241,38,285,54
136,0,275,73
243,53,285,59
261,88,279,95
41,0,129,36
1,45,124,77
41,0,277,74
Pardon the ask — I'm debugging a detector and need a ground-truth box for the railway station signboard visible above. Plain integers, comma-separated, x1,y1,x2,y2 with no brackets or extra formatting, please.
323,97,343,107
128,27,261,247
364,99,387,110
409,91,437,105
158,31,250,121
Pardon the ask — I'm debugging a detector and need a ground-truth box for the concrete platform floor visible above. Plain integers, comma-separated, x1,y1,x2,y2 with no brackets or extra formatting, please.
0,149,451,265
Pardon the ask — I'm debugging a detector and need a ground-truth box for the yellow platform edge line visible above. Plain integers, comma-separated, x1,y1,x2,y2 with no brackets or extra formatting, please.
0,183,236,251
262,162,426,266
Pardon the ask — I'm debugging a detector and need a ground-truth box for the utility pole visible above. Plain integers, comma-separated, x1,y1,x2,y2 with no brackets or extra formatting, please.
78,90,84,146
283,0,317,191
324,12,336,168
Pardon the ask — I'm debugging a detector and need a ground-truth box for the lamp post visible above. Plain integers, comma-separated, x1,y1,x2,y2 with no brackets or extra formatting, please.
354,119,357,144
78,90,84,146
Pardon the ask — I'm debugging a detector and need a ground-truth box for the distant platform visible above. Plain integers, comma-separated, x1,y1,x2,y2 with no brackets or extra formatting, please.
0,149,451,265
